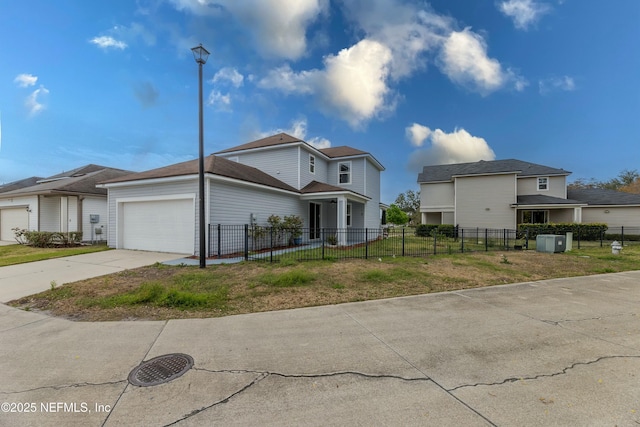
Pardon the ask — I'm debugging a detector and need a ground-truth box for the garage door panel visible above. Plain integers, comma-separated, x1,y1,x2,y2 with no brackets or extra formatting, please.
1,208,29,241
121,199,194,254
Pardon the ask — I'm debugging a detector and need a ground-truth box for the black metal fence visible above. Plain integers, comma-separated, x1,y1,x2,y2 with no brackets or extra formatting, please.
208,225,537,262
520,226,640,250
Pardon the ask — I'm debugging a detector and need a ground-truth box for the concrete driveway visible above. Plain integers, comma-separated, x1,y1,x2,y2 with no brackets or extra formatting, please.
0,249,186,302
0,269,638,426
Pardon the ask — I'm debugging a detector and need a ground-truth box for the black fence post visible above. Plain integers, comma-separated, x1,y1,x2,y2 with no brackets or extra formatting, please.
365,228,369,259
485,229,488,252
321,228,325,260
433,230,437,255
270,227,274,263
577,227,581,249
460,228,464,252
621,226,625,246
525,228,529,250
402,228,405,257
217,224,221,258
244,224,249,261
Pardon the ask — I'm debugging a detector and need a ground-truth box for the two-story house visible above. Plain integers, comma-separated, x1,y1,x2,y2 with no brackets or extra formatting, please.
100,133,385,254
417,159,640,229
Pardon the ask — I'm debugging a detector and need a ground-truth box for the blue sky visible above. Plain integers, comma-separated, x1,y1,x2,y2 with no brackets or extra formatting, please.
1,0,638,203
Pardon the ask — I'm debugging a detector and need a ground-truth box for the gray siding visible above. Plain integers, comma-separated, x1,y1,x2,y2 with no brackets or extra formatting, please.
420,182,454,210
327,158,367,194
363,158,381,228
517,176,566,198
39,196,60,232
455,174,517,228
582,206,640,227
83,197,108,241
222,146,300,189
210,180,302,226
299,147,328,189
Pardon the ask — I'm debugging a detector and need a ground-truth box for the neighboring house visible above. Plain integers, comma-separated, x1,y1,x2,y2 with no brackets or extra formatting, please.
417,159,640,229
100,133,385,254
0,165,132,242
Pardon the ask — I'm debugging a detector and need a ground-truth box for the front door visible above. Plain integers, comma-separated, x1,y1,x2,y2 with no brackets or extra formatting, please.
309,202,321,240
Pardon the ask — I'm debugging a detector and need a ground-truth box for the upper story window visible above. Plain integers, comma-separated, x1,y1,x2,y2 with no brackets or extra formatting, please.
309,154,315,174
537,177,549,191
339,161,351,184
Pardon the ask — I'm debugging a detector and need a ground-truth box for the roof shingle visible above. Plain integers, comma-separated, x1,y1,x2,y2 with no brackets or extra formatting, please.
418,159,570,183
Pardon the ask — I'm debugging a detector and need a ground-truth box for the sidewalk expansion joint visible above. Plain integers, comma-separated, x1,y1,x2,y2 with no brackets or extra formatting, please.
447,355,640,392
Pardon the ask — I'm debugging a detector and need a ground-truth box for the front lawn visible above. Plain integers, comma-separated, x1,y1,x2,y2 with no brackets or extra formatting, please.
0,243,111,267
9,246,639,321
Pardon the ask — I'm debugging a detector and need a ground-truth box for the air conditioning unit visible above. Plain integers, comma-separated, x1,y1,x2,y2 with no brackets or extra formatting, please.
536,234,566,253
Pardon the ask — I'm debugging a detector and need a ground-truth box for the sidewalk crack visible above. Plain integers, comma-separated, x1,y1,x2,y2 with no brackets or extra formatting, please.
448,355,640,392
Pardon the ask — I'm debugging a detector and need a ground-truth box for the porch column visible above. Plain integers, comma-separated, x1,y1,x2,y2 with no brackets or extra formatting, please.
336,196,347,246
573,207,582,223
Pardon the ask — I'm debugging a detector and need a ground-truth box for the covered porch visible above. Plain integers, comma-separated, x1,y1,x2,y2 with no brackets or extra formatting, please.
512,195,587,225
300,183,371,246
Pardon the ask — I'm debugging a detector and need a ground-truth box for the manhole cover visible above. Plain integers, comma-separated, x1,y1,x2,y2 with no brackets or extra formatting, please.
128,353,194,387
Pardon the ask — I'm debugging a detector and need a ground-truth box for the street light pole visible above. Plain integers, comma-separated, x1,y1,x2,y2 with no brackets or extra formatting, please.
192,44,210,269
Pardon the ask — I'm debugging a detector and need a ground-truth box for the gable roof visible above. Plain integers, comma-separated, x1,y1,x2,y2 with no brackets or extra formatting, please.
418,159,570,183
216,133,384,170
0,167,133,197
0,176,43,194
101,155,299,193
568,188,640,206
216,133,302,154
38,164,116,182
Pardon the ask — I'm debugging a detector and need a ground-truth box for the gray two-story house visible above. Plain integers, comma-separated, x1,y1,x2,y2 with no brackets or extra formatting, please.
100,133,385,254
418,159,640,229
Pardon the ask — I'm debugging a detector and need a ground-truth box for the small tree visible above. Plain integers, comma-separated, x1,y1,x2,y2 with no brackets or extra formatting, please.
386,204,409,225
394,190,420,224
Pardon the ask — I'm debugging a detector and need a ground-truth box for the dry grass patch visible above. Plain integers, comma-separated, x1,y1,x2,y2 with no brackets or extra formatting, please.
9,246,640,321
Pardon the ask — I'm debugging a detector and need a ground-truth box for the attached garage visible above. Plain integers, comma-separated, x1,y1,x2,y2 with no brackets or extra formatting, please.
1,208,29,241
119,198,195,254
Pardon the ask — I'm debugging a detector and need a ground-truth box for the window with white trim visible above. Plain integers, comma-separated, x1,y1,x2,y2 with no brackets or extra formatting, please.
537,177,549,191
309,154,315,174
346,203,352,227
338,161,351,184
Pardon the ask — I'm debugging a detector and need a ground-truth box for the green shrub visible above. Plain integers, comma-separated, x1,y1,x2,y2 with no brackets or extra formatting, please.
518,223,607,241
13,229,84,248
415,224,456,238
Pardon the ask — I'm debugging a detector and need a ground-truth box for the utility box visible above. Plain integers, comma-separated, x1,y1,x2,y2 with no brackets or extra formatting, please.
536,234,565,253
90,214,100,224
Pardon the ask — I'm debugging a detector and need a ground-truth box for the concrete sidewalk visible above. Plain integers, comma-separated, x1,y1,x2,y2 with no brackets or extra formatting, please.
0,270,639,426
0,249,186,302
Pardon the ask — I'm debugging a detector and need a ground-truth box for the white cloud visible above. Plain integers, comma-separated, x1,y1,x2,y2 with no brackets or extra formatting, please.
438,28,513,95
260,118,331,149
406,123,432,147
90,36,128,50
14,74,38,87
207,90,232,111
212,67,244,88
498,0,551,30
260,39,394,128
25,86,49,116
539,75,576,94
406,124,496,172
169,0,328,60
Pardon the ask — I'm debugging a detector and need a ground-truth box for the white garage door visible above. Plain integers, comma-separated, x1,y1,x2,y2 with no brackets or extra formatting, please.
121,199,195,254
1,208,29,241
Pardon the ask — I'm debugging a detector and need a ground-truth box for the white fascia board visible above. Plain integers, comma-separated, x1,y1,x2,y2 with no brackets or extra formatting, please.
582,204,640,208
420,206,454,212
300,191,370,203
